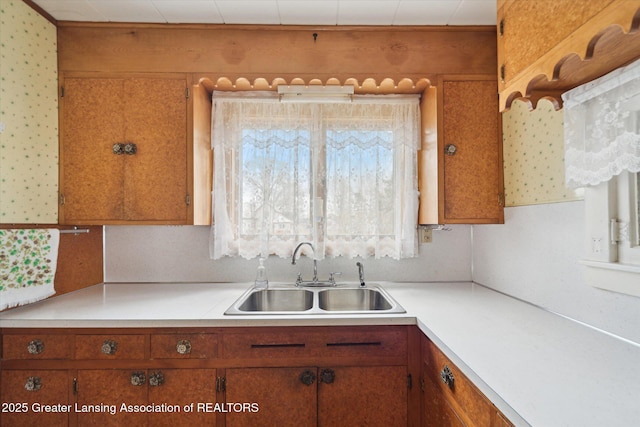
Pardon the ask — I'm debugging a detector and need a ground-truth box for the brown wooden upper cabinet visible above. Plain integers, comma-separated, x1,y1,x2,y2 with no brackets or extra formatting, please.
497,0,640,111
419,76,504,225
59,75,190,225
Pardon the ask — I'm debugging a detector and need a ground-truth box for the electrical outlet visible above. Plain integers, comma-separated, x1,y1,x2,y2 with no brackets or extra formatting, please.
591,237,602,253
419,227,432,243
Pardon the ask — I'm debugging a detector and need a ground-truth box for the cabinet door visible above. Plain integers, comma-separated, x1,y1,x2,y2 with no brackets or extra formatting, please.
76,369,147,426
147,369,217,427
318,366,407,427
61,78,125,223
422,361,465,427
225,367,317,427
123,78,188,221
0,370,70,427
440,77,504,224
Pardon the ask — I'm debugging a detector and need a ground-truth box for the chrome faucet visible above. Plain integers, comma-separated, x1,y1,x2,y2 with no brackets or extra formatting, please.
356,262,366,287
292,242,318,285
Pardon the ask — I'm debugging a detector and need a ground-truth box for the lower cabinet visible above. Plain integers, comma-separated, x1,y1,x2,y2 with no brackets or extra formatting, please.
421,335,513,427
225,365,407,427
75,369,217,427
0,370,70,427
0,325,515,427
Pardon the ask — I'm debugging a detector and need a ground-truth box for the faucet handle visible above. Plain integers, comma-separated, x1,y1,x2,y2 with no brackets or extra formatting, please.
328,272,342,285
295,273,303,287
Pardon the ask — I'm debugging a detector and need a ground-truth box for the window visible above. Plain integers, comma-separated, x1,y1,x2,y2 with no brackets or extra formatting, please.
209,91,420,260
563,58,640,296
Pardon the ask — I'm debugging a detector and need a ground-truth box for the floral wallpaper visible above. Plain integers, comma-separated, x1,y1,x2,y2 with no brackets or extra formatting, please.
0,0,58,223
502,98,583,206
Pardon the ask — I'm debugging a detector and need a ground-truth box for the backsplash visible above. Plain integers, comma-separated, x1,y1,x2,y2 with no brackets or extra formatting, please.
104,225,472,284
502,98,583,206
0,0,58,223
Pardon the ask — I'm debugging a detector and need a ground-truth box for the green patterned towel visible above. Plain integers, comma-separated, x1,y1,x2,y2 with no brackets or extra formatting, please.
0,229,59,310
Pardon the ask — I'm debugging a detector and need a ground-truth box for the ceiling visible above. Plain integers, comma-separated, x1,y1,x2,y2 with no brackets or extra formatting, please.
30,0,496,26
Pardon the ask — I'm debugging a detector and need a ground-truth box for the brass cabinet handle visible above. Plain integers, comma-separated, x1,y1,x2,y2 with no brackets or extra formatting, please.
101,339,118,355
130,371,146,386
320,368,335,384
299,369,317,386
440,365,455,388
176,340,192,355
149,371,165,387
24,376,42,392
27,339,45,355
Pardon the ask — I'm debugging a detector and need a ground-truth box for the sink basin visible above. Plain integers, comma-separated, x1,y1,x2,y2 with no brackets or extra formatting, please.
225,284,405,315
318,288,393,311
235,289,313,312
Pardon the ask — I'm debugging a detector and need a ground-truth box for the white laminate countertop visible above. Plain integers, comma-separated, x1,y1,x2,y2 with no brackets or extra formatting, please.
1,281,639,427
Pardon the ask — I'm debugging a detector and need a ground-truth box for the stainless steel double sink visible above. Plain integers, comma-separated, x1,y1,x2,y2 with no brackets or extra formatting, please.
224,284,405,315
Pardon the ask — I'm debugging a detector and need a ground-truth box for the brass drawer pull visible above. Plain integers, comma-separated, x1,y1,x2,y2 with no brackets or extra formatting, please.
27,339,45,355
176,340,192,355
101,339,118,355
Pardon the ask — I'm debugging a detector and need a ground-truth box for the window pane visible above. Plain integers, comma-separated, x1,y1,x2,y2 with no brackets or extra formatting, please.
325,129,394,236
241,129,312,237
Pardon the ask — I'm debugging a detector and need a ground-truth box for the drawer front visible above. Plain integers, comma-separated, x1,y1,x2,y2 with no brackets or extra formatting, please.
222,327,407,359
75,334,146,359
151,333,217,359
315,327,407,358
2,334,74,360
422,338,492,426
223,331,310,359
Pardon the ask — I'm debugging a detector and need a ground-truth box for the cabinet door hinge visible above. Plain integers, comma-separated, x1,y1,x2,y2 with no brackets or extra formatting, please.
60,194,65,206
61,86,65,98
73,378,78,395
185,87,190,99
499,18,504,36
498,192,505,207
216,376,226,392
420,377,425,392
185,194,191,206
407,374,412,390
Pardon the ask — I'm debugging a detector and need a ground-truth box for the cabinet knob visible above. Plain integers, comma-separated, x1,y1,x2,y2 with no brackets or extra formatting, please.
27,339,45,355
149,371,165,387
320,368,335,384
113,143,124,155
101,339,118,355
299,369,317,386
176,340,192,355
130,371,146,387
445,144,457,156
123,143,137,155
24,376,42,392
440,365,455,388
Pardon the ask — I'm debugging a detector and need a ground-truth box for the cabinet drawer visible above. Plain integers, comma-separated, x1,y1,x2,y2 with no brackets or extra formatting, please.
75,334,146,359
2,334,74,360
422,338,492,426
315,327,407,358
151,333,217,359
223,331,310,359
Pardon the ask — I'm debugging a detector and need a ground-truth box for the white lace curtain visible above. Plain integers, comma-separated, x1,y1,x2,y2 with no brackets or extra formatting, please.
209,91,420,260
563,58,640,188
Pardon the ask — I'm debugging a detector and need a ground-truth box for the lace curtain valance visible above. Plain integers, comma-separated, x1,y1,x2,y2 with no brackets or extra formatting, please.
209,91,420,260
563,58,640,188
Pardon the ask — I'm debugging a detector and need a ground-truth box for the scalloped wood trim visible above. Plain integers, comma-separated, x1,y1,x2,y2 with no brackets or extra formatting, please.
499,2,640,111
197,77,432,95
